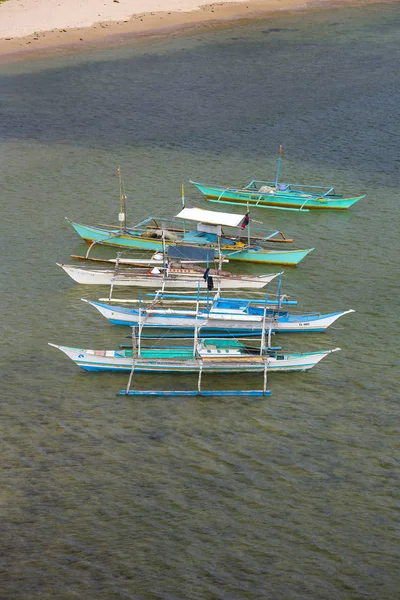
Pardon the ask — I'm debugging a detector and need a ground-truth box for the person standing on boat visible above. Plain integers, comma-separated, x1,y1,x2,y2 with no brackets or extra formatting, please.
241,213,250,230
203,267,214,291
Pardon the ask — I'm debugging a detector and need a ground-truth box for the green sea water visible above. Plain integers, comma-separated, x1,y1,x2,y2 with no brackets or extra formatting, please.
1,3,399,598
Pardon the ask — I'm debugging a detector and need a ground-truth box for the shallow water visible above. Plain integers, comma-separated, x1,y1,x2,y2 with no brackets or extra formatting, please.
1,4,399,599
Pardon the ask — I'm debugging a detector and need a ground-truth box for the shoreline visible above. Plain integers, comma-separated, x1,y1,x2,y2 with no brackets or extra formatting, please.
0,0,393,64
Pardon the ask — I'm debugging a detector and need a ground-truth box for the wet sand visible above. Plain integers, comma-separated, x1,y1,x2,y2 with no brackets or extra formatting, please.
0,0,391,64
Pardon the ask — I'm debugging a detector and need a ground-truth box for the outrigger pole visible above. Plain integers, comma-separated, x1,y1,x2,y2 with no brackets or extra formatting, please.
124,293,143,395
125,326,137,394
108,253,122,302
117,390,271,397
277,271,283,314
275,144,283,189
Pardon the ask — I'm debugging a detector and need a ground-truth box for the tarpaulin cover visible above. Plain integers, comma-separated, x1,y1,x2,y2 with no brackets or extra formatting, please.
176,207,244,227
167,245,215,262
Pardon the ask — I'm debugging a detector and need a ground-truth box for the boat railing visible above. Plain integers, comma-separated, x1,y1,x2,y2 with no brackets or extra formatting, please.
208,194,310,213
255,194,265,207
299,198,310,211
83,231,126,259
217,188,231,202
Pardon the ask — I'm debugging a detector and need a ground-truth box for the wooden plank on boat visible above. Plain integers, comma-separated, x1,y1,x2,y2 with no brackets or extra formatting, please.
201,356,264,362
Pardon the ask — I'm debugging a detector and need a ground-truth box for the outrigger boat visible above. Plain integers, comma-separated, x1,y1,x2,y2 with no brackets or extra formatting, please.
57,245,281,290
67,171,313,266
82,289,354,335
67,207,313,266
49,339,341,374
50,319,275,397
58,263,280,290
190,180,364,211
49,320,340,396
69,249,228,267
190,147,365,211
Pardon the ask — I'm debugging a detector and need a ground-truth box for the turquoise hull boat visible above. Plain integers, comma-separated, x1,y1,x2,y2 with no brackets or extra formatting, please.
190,180,365,211
67,219,314,266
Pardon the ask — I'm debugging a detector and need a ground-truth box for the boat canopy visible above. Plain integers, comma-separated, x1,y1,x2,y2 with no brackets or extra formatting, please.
167,245,215,262
176,207,245,227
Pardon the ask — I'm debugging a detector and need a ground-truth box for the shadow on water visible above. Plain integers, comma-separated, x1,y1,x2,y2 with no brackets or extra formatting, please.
0,5,399,186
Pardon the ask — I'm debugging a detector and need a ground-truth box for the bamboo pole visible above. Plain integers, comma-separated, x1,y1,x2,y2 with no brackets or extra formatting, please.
126,326,137,393
275,144,283,189
108,253,120,301
268,322,272,348
138,297,142,357
118,166,126,232
261,306,267,355
197,363,203,394
263,360,268,395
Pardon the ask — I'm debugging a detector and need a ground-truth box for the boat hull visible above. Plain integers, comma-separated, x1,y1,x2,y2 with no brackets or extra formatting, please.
192,182,364,210
85,300,355,334
58,264,279,289
222,247,313,265
49,344,339,373
67,220,313,266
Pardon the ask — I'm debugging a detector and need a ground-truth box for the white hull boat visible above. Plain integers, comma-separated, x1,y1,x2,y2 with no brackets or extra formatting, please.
83,299,354,334
49,341,341,373
58,263,280,290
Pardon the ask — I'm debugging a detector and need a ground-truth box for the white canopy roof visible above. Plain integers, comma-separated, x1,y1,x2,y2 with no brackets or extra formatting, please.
175,207,245,227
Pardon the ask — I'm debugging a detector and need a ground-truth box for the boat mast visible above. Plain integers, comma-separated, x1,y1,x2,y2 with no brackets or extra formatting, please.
274,144,283,189
118,166,127,233
161,229,167,270
193,301,199,357
181,183,186,238
137,294,142,357
247,202,251,248
260,286,269,353
217,232,223,272
277,272,282,315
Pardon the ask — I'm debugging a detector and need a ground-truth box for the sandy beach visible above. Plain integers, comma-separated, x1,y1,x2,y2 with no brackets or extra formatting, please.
0,0,390,62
